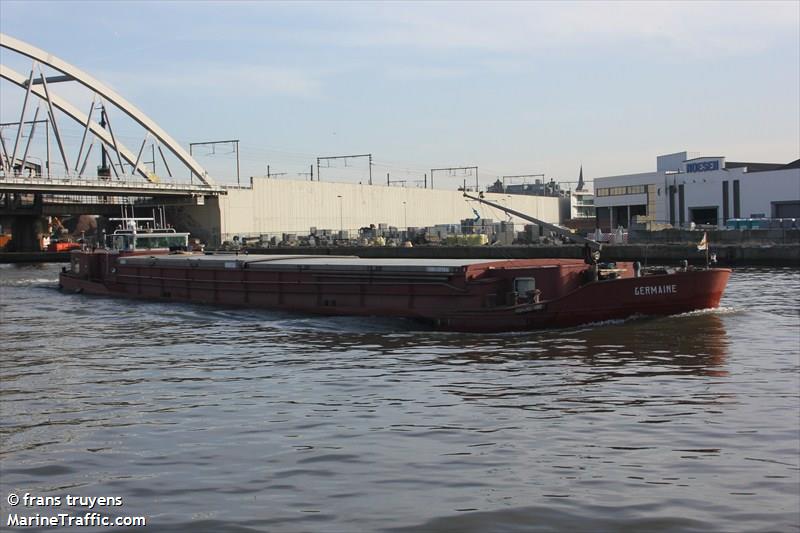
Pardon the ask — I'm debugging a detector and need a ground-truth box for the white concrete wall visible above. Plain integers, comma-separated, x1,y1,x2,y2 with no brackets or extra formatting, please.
217,177,561,238
683,167,799,221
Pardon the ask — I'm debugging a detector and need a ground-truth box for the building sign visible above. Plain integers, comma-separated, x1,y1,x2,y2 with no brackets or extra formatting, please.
686,160,720,173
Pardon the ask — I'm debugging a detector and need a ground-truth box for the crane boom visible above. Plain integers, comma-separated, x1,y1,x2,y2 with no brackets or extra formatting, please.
463,191,602,251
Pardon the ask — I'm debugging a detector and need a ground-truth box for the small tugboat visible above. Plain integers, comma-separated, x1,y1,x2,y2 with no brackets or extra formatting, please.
59,200,730,332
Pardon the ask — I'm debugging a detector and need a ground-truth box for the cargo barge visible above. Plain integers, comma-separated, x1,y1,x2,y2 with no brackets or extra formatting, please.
59,249,729,332
58,201,730,332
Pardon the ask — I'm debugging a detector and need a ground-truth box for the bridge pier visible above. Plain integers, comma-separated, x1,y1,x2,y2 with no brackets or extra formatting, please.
166,198,222,248
4,215,49,252
0,193,48,251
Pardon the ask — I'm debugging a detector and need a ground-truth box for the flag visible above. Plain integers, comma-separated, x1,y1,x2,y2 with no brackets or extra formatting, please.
697,232,708,251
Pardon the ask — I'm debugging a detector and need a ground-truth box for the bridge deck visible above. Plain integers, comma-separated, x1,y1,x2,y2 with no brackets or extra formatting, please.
0,176,225,196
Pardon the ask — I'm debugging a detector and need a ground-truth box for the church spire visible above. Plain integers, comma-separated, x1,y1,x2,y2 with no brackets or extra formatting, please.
577,165,585,191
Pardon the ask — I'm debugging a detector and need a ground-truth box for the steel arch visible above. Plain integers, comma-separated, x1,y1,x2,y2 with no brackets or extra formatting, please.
0,33,215,187
1,65,153,181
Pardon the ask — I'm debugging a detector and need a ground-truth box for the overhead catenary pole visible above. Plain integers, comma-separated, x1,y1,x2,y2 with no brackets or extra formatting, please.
189,139,239,184
98,101,125,176
500,173,546,193
235,140,240,186
265,165,286,179
387,173,410,187
98,106,108,176
430,166,479,191
316,153,372,183
0,118,49,175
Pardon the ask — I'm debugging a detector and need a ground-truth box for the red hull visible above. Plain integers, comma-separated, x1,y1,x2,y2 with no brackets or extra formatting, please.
59,252,731,332
438,269,729,331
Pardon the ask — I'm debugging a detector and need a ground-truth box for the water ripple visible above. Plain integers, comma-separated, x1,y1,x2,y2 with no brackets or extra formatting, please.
1,264,798,532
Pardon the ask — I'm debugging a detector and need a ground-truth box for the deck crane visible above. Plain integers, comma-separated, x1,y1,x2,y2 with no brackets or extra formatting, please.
463,191,603,261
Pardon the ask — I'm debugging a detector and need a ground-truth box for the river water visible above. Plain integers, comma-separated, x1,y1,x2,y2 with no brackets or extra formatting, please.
1,264,798,532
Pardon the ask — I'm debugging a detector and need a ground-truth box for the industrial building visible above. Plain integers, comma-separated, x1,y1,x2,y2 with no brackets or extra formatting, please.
486,170,591,224
593,152,800,230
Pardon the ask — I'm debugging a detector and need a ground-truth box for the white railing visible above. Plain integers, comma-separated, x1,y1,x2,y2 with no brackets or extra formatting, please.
0,174,224,193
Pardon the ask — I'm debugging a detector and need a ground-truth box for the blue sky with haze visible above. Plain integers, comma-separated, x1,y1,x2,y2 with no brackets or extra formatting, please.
1,1,798,187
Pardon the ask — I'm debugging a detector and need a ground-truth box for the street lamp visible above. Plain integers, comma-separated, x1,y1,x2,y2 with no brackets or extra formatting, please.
337,195,343,234
402,201,407,230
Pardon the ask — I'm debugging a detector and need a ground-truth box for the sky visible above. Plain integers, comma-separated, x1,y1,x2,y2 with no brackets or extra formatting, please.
1,0,798,188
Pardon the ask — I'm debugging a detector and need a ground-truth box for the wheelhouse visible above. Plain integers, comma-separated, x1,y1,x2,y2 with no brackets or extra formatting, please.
107,231,189,251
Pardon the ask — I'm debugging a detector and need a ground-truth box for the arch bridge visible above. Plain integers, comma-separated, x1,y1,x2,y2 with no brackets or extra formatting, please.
0,34,226,249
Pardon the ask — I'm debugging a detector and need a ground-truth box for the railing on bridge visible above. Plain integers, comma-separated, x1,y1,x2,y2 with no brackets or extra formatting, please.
0,174,224,196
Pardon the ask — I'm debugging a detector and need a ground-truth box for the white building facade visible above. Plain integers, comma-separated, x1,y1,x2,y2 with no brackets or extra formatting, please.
570,189,595,220
593,152,800,230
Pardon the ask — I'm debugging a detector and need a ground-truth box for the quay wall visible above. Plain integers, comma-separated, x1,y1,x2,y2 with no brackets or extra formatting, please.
171,177,561,246
629,228,799,245
1,244,797,266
